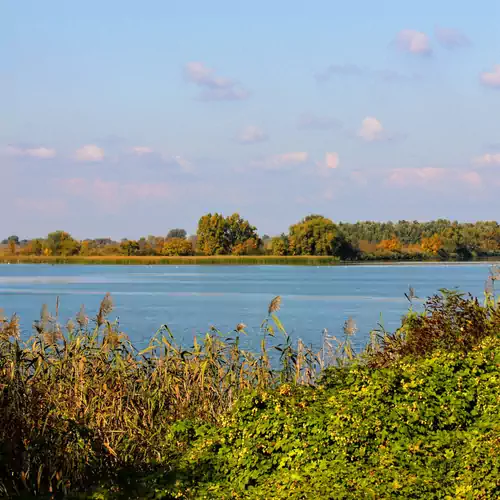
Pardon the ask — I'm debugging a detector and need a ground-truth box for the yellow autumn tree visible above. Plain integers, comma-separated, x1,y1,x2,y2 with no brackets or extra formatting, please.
377,236,402,253
421,234,443,254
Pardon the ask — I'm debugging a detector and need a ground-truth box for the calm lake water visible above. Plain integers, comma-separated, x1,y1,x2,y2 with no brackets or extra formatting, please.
0,263,496,350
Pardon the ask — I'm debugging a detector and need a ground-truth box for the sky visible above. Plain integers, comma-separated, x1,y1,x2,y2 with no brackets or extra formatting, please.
2,0,500,239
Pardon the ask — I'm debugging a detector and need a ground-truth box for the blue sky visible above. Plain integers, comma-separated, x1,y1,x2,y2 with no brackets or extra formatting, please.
2,0,500,239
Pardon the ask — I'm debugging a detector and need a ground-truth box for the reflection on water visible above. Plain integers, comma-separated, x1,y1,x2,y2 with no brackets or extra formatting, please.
0,263,494,350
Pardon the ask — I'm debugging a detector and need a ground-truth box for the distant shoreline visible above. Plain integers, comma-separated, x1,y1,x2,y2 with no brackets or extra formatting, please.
1,255,499,266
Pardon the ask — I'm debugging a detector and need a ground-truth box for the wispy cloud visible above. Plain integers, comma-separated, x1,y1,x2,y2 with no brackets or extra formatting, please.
251,152,308,170
435,27,470,49
171,155,194,172
460,171,482,187
184,62,250,101
75,144,105,162
316,64,418,83
473,153,500,166
131,146,154,155
480,65,500,89
394,30,432,55
5,145,56,159
387,167,482,191
386,167,447,187
297,113,341,131
237,125,268,144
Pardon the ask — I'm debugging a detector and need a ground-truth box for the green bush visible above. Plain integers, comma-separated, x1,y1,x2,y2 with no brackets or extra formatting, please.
164,335,499,498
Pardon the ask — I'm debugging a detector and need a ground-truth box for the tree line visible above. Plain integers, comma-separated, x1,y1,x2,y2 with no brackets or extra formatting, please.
2,215,500,260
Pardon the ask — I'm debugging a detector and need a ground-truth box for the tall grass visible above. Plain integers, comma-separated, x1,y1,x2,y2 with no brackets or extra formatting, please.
0,294,352,496
0,255,342,266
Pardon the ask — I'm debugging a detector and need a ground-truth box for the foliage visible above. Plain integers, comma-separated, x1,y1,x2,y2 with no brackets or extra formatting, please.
421,233,443,254
271,235,289,256
368,288,500,368
167,229,187,240
45,230,80,256
169,335,499,498
119,239,140,256
377,236,402,252
288,215,337,255
196,213,261,255
2,219,500,260
162,237,194,256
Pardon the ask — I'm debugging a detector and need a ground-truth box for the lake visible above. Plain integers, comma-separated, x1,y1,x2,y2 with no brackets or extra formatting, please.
0,263,496,350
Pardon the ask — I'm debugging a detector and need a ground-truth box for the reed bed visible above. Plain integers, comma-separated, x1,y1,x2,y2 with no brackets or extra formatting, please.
0,294,352,496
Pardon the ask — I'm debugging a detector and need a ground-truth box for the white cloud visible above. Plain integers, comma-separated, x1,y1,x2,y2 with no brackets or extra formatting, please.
394,30,432,55
171,155,194,172
237,125,268,144
252,152,308,170
358,117,384,142
435,27,470,49
473,153,500,166
387,167,446,187
5,145,56,159
460,171,482,187
316,152,340,176
387,167,483,191
480,65,500,89
184,62,250,101
325,152,339,169
132,146,154,155
75,144,105,162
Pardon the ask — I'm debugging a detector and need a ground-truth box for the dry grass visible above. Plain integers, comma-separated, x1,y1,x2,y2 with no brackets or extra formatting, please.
0,255,343,265
0,295,352,496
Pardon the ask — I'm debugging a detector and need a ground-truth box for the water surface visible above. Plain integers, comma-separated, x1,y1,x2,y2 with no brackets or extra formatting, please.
0,264,494,350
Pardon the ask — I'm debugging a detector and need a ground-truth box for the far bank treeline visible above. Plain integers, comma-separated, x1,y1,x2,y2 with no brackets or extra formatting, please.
2,215,500,261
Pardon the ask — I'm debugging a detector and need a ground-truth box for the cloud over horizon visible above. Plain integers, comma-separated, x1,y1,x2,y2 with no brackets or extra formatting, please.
5,145,56,159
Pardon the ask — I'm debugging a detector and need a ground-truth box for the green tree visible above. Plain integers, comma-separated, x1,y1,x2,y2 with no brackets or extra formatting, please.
46,231,80,256
31,239,43,256
197,213,260,255
120,239,140,256
167,229,187,240
288,215,338,256
271,236,289,256
162,238,194,256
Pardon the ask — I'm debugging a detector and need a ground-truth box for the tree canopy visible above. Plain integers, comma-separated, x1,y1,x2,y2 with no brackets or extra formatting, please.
196,213,261,255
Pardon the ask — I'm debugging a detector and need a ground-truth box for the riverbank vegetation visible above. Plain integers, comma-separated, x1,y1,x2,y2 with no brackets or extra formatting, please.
2,216,500,263
0,271,499,497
